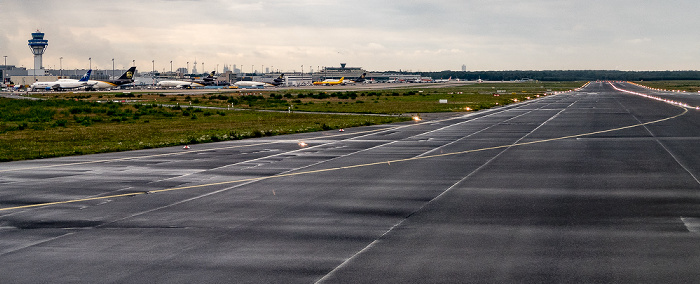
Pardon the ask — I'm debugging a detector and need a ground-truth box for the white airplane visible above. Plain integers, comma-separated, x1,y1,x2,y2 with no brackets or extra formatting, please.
156,71,220,88
30,70,95,91
156,80,205,89
233,74,285,88
234,81,269,88
434,76,452,83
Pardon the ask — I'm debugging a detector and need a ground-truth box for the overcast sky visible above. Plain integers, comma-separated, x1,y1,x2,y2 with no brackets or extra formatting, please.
2,0,699,73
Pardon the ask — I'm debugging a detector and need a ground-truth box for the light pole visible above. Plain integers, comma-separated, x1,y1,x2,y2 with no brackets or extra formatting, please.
2,56,6,84
59,57,62,77
170,61,172,74
112,58,114,79
89,57,91,70
132,59,135,67
201,62,204,74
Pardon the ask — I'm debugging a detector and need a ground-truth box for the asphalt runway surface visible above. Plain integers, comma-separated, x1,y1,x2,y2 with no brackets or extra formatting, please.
1,82,699,283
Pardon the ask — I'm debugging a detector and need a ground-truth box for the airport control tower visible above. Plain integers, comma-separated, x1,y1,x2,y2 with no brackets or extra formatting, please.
28,30,48,73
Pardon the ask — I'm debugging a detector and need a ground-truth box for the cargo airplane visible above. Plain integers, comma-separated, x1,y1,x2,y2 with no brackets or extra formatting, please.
30,70,95,91
353,73,367,83
233,74,285,88
313,77,344,86
86,67,137,90
156,71,217,88
344,73,367,84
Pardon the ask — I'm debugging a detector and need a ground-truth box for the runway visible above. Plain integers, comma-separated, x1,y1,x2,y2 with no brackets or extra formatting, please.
1,82,699,283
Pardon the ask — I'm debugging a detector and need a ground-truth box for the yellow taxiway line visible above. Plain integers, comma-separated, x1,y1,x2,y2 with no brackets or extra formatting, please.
0,105,688,212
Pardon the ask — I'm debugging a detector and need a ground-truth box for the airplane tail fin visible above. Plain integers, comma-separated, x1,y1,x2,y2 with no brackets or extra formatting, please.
269,74,285,86
79,70,92,82
202,71,216,81
119,67,137,80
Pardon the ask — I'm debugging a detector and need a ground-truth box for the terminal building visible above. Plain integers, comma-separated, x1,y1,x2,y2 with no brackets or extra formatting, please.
315,63,366,80
313,63,421,83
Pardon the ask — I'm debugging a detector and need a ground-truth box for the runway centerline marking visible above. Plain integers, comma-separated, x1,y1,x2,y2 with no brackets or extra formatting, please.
0,104,688,212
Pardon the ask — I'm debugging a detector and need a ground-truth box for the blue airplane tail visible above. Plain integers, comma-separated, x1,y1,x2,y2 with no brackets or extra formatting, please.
79,70,92,82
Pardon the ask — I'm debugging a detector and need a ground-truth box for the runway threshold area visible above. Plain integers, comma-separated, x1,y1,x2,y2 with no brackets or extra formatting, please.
1,82,699,283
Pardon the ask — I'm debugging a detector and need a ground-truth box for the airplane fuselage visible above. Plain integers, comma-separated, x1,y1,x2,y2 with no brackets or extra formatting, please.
30,79,93,91
313,77,344,86
157,80,205,88
233,81,270,88
30,70,94,91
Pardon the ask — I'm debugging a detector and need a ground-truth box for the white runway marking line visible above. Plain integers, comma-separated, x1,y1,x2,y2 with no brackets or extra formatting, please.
0,127,395,173
0,93,689,213
314,99,575,283
614,98,700,186
681,217,700,233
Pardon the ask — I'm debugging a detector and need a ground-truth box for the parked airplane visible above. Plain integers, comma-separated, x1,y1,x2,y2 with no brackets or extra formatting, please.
352,73,367,83
233,74,285,88
271,73,285,86
194,71,217,85
313,77,344,86
86,67,137,90
30,70,95,91
434,76,452,83
156,71,222,88
343,73,367,84
156,79,205,88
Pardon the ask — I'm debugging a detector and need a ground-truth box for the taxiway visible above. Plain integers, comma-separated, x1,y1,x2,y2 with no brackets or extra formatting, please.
1,82,699,283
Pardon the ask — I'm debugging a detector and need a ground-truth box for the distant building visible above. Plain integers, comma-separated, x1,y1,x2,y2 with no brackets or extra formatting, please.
2,65,28,83
316,63,367,81
44,68,128,80
282,74,312,86
462,64,467,72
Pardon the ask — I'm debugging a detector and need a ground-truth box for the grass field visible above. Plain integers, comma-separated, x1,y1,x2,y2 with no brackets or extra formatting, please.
30,81,584,113
0,99,406,161
2,81,585,161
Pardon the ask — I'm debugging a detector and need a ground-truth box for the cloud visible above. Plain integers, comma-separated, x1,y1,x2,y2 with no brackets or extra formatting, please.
2,0,700,71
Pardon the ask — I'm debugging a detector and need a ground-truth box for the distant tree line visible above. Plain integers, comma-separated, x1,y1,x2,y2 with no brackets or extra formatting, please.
419,70,700,81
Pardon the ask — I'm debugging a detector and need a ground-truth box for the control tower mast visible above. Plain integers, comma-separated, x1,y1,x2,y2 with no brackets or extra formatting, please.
28,30,48,74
